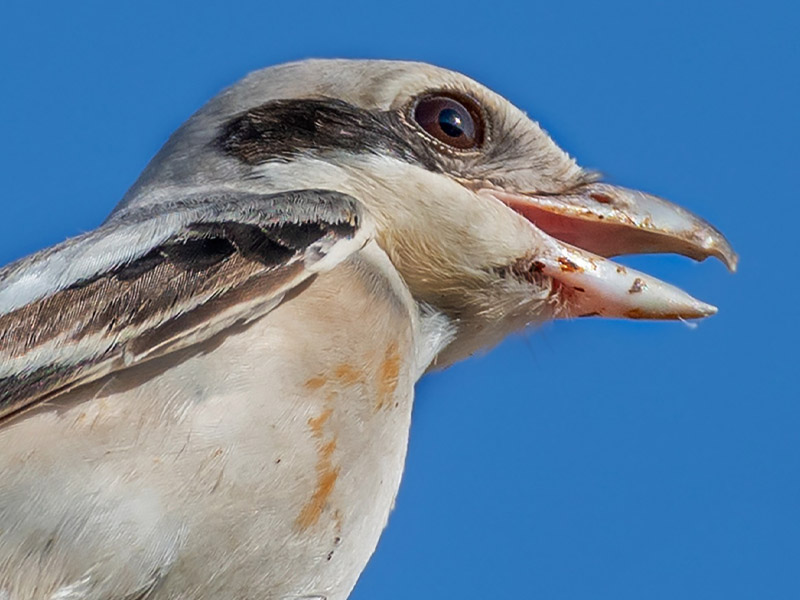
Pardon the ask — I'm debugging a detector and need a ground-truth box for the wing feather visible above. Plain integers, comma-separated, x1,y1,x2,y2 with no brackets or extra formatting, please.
0,189,367,420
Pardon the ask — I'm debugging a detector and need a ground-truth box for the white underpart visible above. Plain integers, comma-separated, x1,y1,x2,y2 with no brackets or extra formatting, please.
414,305,457,376
50,577,91,600
0,240,455,600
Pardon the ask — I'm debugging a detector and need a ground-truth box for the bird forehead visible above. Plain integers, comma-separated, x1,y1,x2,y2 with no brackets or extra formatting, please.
232,59,506,112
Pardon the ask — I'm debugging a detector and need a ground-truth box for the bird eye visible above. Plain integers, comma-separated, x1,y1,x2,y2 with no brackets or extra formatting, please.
413,94,484,150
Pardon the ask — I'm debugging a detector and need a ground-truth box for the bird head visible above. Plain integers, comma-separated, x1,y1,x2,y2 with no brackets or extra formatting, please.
115,59,736,364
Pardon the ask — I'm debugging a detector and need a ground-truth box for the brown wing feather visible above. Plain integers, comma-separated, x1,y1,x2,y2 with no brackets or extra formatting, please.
0,204,362,421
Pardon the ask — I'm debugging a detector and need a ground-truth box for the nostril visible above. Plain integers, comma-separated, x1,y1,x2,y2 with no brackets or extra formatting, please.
589,192,613,204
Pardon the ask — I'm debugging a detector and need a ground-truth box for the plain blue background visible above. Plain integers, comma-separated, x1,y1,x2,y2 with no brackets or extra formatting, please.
0,1,796,598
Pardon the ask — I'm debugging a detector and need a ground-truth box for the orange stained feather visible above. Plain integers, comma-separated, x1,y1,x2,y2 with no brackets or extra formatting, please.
332,363,365,386
376,342,401,411
303,363,366,395
296,408,340,531
308,407,332,436
303,376,327,391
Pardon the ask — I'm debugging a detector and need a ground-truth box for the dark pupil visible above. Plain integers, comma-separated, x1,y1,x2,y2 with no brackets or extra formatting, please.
438,108,464,138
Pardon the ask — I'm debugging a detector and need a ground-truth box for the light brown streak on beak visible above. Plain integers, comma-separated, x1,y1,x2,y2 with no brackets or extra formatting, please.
482,183,737,321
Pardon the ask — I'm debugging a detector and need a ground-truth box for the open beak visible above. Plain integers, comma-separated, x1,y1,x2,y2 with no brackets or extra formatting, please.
481,183,737,320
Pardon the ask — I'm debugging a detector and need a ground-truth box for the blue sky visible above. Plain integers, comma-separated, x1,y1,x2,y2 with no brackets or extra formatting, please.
0,1,797,598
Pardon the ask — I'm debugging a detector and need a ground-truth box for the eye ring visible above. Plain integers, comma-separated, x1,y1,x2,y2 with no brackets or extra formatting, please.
412,93,485,150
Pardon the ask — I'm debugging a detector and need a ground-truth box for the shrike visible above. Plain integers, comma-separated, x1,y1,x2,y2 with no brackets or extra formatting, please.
0,59,736,600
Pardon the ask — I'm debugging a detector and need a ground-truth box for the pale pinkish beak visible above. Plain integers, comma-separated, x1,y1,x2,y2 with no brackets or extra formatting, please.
481,183,737,320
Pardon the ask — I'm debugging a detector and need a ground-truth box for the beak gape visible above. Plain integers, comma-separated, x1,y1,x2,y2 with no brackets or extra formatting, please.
482,183,737,320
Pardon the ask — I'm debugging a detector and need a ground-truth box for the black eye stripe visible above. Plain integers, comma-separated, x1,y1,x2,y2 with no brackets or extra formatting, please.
217,96,490,176
218,98,430,165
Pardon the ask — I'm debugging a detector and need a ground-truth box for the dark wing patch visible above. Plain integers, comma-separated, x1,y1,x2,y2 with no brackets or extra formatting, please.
0,196,361,421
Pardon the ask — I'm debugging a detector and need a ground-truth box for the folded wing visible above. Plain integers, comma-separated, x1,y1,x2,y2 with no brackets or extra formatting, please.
0,189,367,420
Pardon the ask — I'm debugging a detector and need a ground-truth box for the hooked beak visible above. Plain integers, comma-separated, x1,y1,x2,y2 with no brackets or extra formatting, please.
481,183,737,320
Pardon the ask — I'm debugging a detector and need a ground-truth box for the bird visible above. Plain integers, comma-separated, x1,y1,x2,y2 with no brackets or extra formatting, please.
0,59,736,600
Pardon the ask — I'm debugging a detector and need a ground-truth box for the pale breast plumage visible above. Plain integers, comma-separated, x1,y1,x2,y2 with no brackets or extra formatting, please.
0,240,449,600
